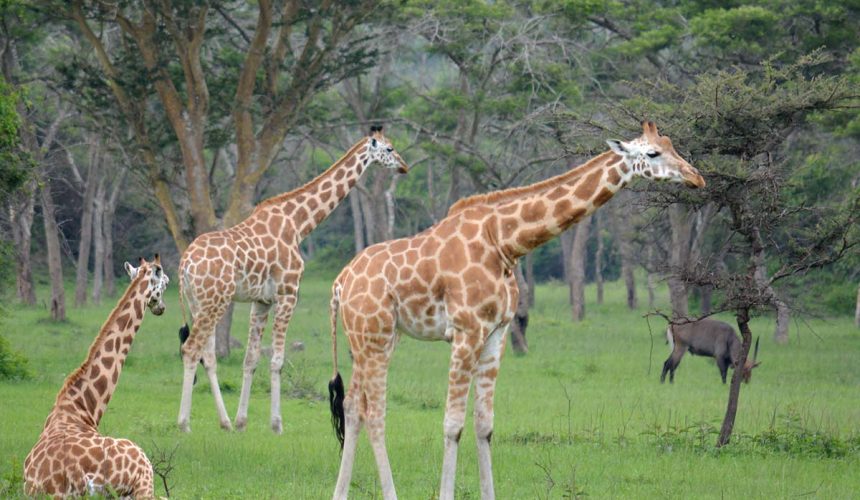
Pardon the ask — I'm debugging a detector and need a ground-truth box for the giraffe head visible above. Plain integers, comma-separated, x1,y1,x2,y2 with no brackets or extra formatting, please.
123,254,169,316
606,121,705,188
366,125,409,174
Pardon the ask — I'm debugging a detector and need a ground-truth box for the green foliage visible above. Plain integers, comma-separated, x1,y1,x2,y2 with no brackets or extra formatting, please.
0,456,24,499
0,334,30,381
0,77,30,194
1,278,858,497
690,6,780,59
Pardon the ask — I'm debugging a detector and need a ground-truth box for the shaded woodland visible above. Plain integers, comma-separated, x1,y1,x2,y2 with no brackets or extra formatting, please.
1,0,858,366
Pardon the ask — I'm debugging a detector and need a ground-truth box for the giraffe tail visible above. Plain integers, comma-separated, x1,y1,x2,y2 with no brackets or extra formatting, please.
328,280,346,449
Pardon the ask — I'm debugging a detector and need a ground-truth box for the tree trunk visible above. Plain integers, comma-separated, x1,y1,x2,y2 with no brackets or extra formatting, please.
91,179,105,305
560,229,574,305
699,285,713,316
646,246,656,310
774,301,790,344
102,204,116,297
349,190,366,253
569,216,591,321
524,252,535,307
594,211,604,305
40,178,66,321
717,307,753,447
668,205,693,319
8,184,36,305
855,283,860,328
101,168,125,298
509,265,529,355
74,148,100,307
610,191,637,309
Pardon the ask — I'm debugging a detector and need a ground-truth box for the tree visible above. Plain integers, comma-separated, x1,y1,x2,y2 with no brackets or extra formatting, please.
64,0,382,252
628,55,858,446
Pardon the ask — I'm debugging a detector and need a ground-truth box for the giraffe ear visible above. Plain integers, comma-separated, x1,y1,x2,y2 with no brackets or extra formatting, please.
606,139,628,155
124,262,137,278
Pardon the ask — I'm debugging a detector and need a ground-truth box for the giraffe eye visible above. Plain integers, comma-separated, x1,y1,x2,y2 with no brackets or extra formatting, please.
646,151,661,158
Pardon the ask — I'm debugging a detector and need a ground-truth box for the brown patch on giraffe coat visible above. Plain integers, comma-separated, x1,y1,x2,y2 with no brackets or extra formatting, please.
133,300,143,319
520,201,547,223
460,222,479,240
607,167,621,185
439,238,467,273
497,204,517,216
553,199,573,219
82,388,97,414
93,375,109,395
115,314,132,331
478,301,499,321
593,187,614,207
517,227,549,250
547,186,567,201
468,241,486,262
574,170,603,200
436,219,459,239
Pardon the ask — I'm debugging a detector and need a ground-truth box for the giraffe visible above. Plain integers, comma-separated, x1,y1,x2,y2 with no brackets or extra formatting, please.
177,126,408,433
327,122,705,499
23,256,169,499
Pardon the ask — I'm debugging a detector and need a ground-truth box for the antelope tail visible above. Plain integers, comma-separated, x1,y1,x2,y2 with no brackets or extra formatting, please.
666,325,674,350
328,281,345,449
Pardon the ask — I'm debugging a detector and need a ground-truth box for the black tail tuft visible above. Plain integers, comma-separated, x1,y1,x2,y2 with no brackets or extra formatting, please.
178,324,198,385
179,324,190,349
329,372,345,449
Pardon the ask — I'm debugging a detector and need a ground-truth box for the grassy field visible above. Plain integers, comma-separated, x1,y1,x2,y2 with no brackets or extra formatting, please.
1,275,858,499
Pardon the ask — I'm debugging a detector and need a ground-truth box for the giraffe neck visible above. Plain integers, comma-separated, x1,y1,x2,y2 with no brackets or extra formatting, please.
254,140,370,241
492,151,630,260
48,278,150,429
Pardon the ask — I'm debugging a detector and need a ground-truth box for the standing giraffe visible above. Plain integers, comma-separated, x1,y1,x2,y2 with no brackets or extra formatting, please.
24,256,169,498
328,122,705,499
178,126,408,433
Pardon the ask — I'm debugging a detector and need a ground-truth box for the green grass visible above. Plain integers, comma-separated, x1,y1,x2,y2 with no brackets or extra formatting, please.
1,275,858,498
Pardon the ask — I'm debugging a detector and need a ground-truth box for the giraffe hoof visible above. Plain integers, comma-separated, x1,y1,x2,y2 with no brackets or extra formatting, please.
220,420,233,432
271,418,283,434
178,421,191,433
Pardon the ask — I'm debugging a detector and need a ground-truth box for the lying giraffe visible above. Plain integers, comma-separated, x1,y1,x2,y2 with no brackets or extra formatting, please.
328,122,705,499
24,256,169,499
178,126,408,433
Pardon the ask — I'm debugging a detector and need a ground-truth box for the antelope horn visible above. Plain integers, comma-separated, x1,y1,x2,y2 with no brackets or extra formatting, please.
753,336,760,362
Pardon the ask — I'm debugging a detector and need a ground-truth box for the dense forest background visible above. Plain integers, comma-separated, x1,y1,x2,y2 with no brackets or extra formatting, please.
1,1,858,342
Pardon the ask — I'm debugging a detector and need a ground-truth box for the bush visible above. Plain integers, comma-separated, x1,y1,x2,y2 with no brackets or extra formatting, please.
0,333,30,381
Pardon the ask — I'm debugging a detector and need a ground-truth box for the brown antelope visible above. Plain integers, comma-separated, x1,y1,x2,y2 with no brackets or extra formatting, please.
662,319,760,384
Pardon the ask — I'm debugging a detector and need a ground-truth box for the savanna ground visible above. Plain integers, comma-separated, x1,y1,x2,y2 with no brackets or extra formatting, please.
1,274,858,499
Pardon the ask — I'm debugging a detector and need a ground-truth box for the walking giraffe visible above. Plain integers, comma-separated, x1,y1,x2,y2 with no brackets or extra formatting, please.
177,126,408,433
24,256,169,498
327,122,705,499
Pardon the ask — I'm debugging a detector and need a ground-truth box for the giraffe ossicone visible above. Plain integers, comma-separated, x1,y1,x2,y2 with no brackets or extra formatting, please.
327,121,704,500
176,126,408,434
24,255,169,499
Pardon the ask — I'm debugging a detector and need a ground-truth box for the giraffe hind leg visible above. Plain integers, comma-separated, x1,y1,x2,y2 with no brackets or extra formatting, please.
236,301,272,431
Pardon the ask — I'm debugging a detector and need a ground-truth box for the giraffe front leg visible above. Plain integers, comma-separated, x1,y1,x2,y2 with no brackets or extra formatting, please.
474,326,507,500
236,302,272,431
440,325,484,500
269,293,298,434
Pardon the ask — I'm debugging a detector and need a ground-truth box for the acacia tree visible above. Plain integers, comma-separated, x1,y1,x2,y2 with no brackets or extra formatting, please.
628,56,858,446
62,0,382,251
